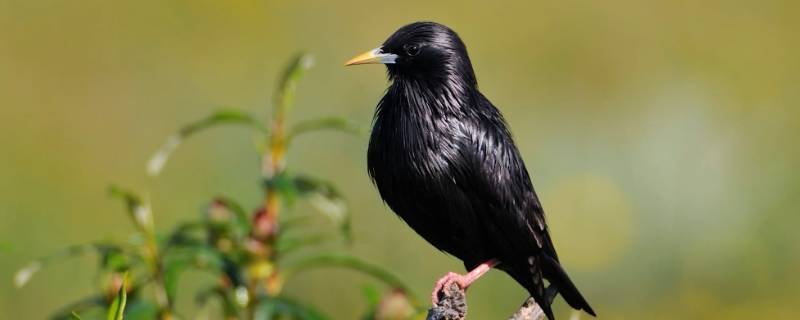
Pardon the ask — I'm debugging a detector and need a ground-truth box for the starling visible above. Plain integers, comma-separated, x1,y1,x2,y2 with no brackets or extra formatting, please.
346,21,595,319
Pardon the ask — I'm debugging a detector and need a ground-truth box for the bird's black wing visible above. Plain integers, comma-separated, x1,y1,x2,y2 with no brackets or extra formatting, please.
452,94,558,262
451,94,596,318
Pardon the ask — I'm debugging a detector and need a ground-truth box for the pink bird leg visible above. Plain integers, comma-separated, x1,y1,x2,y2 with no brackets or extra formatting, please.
431,259,500,304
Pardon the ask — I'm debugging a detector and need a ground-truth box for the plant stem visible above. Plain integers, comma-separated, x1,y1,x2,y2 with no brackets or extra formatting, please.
246,53,311,319
143,217,173,319
246,80,291,320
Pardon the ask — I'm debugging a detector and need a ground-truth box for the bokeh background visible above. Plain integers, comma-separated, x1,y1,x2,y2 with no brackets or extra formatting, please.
2,0,799,318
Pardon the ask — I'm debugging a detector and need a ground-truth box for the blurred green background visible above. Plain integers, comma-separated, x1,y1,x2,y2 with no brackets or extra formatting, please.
1,0,799,318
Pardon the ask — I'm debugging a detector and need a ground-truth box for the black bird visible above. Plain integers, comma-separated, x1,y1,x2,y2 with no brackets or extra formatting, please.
346,21,595,319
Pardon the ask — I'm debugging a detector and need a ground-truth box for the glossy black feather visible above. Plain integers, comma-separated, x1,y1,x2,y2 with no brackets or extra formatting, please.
365,21,595,319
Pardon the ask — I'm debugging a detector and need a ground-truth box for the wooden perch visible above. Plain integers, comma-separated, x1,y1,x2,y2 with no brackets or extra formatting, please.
425,283,545,320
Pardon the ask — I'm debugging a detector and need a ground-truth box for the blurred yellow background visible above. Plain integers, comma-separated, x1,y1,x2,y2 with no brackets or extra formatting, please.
1,0,798,318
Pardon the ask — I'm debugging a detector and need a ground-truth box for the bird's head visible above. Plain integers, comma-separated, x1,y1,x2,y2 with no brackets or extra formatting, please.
346,21,476,87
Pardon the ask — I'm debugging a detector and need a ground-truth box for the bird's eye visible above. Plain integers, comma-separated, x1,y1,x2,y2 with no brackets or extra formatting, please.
404,44,420,56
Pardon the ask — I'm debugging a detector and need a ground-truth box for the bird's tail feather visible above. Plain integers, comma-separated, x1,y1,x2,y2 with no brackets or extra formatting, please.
541,254,596,317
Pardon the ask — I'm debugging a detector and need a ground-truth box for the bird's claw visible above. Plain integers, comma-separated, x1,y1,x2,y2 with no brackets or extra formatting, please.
431,272,468,304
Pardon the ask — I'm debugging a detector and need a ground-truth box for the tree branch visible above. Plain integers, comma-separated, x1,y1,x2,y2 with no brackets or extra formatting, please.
507,297,546,320
425,283,544,320
425,283,467,320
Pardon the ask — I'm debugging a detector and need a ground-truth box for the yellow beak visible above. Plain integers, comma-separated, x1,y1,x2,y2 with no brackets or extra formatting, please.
345,47,398,66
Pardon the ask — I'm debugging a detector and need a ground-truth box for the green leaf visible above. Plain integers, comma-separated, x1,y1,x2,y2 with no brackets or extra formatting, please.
212,196,252,233
107,275,127,320
287,116,364,144
193,197,252,251
162,259,189,303
274,53,314,118
279,214,316,230
164,222,207,250
195,287,241,318
119,300,157,320
161,244,231,301
265,173,300,206
361,285,382,306
14,243,125,288
292,175,352,238
281,253,419,306
275,233,334,255
255,295,329,320
266,174,353,241
70,311,83,320
49,296,107,320
146,109,267,176
102,247,134,272
108,185,151,232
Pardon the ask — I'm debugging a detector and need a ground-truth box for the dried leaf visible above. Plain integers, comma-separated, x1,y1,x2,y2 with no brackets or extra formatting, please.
13,261,41,288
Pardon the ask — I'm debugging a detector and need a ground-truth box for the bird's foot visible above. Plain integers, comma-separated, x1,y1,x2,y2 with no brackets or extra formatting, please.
430,260,500,305
431,272,470,304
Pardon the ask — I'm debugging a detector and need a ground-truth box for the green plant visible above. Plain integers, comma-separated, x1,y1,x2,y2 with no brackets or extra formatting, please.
14,53,421,320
